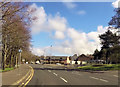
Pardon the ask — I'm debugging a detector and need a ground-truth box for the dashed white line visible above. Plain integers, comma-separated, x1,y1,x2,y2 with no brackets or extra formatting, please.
90,76,108,82
90,76,99,80
53,73,58,76
113,75,118,77
48,70,51,72
99,79,108,82
72,71,81,75
60,77,68,83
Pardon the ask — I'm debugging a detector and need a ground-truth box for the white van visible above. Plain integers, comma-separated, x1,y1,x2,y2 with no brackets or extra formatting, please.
35,61,40,64
26,62,28,64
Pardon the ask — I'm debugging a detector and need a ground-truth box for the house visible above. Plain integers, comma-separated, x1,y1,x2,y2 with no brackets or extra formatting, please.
76,54,93,65
64,56,71,64
70,54,78,64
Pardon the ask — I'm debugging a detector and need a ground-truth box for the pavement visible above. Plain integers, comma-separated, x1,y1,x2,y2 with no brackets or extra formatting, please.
2,64,34,86
27,64,119,86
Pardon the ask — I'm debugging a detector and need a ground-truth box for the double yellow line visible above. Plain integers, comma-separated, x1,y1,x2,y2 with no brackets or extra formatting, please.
11,65,34,87
22,66,34,87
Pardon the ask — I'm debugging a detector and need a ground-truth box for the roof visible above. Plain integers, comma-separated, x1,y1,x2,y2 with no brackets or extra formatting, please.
76,54,93,61
71,54,78,61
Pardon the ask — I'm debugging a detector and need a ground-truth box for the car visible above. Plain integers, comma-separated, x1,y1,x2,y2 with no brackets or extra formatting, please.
26,62,28,64
56,63,61,65
35,61,40,64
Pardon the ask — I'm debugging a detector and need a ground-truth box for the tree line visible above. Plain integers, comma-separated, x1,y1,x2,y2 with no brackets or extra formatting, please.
93,8,120,64
0,2,36,70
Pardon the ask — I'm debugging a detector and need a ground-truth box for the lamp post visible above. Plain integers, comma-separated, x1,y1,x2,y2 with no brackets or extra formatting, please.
50,45,52,64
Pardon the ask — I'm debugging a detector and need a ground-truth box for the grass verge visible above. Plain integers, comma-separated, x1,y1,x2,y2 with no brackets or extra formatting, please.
0,67,14,72
78,64,120,71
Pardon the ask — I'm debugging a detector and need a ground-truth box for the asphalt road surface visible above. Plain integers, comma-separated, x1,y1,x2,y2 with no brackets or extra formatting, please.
27,64,119,86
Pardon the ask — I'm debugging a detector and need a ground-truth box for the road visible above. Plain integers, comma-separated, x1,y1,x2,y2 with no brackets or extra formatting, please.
27,64,118,86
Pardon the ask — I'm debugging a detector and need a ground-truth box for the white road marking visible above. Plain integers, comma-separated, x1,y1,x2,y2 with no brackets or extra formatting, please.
60,77,68,83
90,76,99,80
72,71,81,75
48,70,51,72
99,79,108,82
113,75,118,77
90,76,108,82
53,73,58,76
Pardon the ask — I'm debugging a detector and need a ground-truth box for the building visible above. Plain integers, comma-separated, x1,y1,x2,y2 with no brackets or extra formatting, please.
40,56,68,64
64,56,71,64
70,54,78,64
76,54,93,65
40,54,93,65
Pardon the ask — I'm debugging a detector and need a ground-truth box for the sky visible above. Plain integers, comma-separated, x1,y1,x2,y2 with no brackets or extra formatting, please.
28,0,119,56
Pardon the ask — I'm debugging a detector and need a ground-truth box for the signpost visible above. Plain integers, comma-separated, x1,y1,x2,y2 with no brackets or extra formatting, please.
18,48,22,75
19,49,22,65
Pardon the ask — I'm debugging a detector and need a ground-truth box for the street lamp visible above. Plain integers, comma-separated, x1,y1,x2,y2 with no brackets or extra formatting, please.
50,45,52,64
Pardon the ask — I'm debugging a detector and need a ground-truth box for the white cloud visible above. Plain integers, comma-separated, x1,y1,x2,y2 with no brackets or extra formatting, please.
31,25,117,56
112,0,120,8
28,4,47,34
63,2,77,9
29,3,67,36
31,48,44,56
77,10,86,15
29,3,117,56
67,28,95,54
48,15,67,32
54,31,65,39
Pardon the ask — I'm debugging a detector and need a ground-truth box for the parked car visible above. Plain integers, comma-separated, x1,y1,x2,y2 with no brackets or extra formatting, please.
26,62,28,64
56,63,61,65
35,61,40,64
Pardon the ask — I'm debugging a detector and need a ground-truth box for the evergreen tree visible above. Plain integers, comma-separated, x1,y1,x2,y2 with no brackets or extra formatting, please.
99,30,120,64
109,8,120,29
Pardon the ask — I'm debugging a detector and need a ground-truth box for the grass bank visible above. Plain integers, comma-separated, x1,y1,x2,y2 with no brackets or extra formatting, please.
0,67,14,72
78,64,120,71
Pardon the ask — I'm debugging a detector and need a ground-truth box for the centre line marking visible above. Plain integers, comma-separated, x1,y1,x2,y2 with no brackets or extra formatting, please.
60,77,68,83
90,76,99,80
99,79,108,82
53,73,58,76
113,75,118,77
90,76,108,82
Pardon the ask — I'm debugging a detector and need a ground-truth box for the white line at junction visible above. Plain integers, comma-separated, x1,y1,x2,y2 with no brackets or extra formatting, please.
99,79,108,82
60,77,68,83
53,73,58,76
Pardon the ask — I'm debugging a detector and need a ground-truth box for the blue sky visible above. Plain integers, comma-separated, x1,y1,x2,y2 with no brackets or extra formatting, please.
28,1,117,56
30,2,114,32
